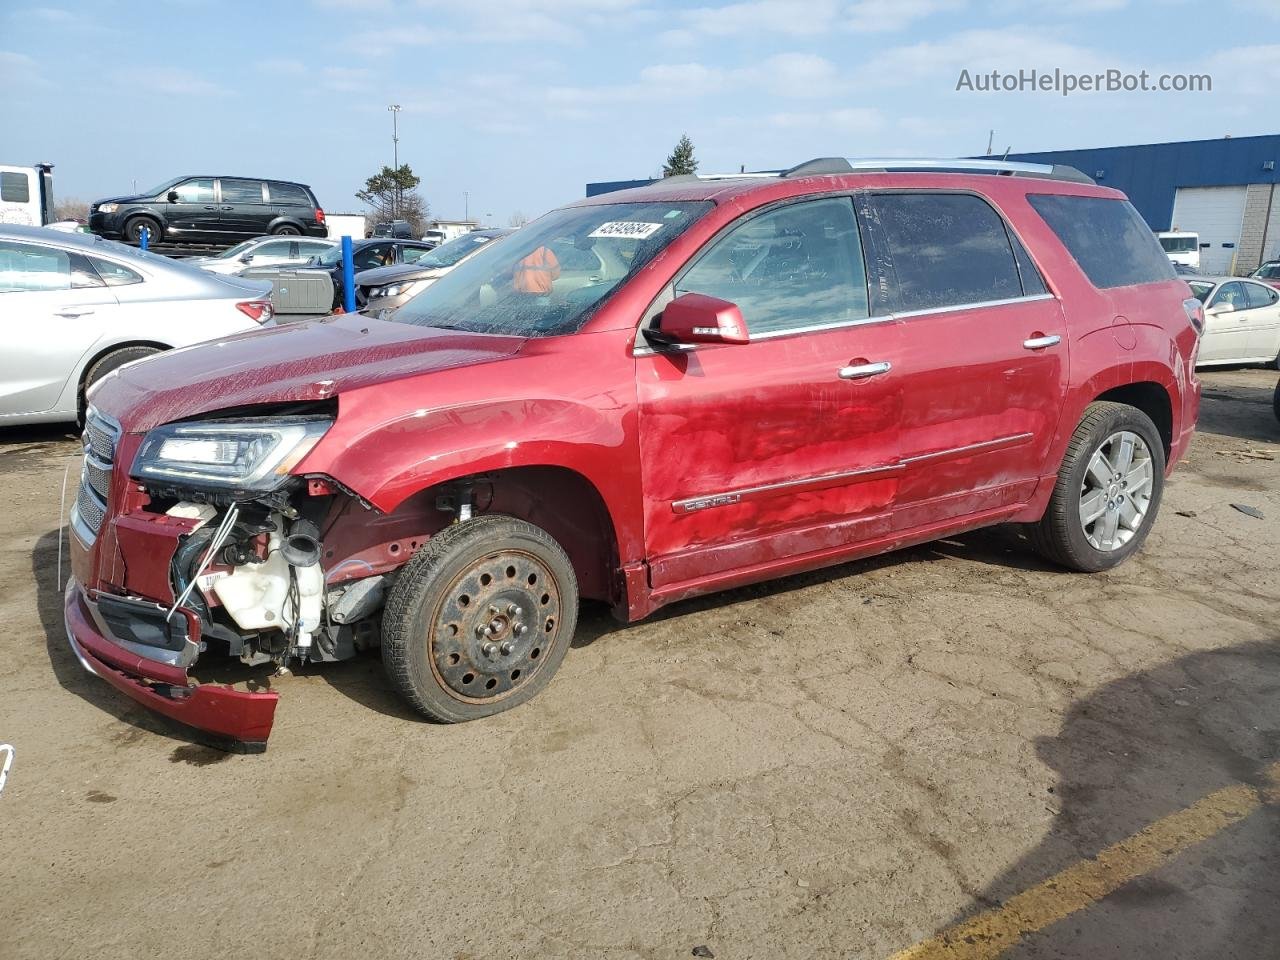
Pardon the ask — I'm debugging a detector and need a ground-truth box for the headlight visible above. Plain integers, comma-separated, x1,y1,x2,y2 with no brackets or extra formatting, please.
98,203,119,214
374,280,424,300
131,417,331,492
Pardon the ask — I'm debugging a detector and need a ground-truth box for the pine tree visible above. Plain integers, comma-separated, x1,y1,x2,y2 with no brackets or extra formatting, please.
663,134,699,177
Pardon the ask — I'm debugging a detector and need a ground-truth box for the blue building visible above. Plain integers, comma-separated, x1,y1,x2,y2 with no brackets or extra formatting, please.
586,134,1280,275
1005,135,1280,275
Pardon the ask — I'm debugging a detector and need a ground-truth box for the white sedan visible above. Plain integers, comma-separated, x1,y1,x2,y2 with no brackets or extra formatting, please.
1187,276,1280,368
186,235,336,276
0,225,275,426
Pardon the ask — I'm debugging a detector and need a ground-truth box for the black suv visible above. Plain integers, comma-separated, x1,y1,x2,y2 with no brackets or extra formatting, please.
88,176,327,245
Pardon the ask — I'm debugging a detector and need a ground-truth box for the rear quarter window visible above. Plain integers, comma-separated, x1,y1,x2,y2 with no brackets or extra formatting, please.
1028,194,1175,289
269,182,313,206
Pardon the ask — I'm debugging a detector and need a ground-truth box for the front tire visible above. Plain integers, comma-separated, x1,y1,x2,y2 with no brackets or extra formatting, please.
1028,401,1166,572
381,515,578,723
124,216,162,244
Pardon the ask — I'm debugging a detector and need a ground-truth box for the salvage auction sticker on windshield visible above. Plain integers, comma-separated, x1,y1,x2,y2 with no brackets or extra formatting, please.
588,221,664,240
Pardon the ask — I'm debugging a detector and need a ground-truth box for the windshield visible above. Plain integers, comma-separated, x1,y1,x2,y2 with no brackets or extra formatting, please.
316,245,347,266
1159,235,1198,253
217,239,258,260
413,231,502,269
1253,263,1280,279
142,176,185,198
392,201,712,336
1187,281,1214,303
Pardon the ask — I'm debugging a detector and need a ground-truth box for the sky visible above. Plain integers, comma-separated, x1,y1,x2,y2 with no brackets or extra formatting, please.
2,0,1277,226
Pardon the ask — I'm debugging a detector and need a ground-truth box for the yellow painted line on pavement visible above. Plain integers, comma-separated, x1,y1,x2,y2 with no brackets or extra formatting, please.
889,760,1280,960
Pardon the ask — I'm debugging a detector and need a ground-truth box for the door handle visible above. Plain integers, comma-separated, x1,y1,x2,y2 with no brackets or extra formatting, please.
203,205,218,210
54,308,94,318
220,205,233,211
1023,334,1061,350
838,361,892,380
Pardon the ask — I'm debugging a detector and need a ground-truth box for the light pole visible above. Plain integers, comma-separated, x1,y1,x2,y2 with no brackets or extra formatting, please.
464,191,469,222
388,103,401,219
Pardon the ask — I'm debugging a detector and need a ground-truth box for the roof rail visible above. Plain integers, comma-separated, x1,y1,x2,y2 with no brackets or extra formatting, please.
781,157,1095,185
661,171,780,184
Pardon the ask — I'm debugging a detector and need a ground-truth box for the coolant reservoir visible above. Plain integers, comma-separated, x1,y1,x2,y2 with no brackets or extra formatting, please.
213,526,324,635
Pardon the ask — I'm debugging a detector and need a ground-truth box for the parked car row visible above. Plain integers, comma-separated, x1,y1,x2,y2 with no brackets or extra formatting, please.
357,228,511,312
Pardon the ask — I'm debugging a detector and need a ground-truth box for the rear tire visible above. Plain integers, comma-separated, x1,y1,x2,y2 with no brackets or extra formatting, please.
271,223,302,236
1027,401,1166,572
1273,377,1280,424
123,217,162,245
381,515,578,723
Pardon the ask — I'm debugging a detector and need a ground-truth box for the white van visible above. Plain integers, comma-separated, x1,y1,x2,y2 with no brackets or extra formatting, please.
1157,230,1201,270
0,163,55,227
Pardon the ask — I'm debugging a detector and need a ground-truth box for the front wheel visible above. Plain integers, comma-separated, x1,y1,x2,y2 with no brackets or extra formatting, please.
1027,401,1166,572
381,515,578,723
271,223,302,236
124,217,161,244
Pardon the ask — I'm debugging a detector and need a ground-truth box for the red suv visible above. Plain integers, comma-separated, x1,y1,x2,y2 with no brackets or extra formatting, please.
66,158,1202,748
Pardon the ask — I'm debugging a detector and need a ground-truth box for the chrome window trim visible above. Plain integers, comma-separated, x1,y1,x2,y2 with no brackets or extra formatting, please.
634,293,1056,357
891,292,1055,321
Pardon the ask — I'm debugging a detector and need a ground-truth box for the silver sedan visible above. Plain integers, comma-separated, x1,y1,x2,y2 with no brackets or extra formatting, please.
0,224,275,426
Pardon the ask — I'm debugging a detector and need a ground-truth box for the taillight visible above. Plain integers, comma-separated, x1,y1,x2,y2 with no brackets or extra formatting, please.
236,299,274,324
1182,296,1204,335
315,207,325,224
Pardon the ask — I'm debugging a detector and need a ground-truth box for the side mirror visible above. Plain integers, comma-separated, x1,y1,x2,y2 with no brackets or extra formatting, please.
1209,301,1234,315
167,191,180,203
240,253,254,264
649,292,750,347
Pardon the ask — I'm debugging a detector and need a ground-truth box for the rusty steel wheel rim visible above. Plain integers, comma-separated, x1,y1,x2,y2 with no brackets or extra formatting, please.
427,549,563,704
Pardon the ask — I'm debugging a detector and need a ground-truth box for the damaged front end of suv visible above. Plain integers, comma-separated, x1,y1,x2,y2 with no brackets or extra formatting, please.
66,400,425,750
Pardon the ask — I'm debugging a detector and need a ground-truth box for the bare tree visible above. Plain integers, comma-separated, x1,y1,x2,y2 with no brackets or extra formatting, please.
53,197,90,222
507,211,529,228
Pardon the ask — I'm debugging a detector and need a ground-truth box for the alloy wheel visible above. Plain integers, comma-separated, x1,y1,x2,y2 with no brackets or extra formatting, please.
1078,430,1154,551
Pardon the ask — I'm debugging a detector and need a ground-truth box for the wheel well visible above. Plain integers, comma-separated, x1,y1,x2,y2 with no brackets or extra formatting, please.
443,466,622,606
123,212,161,230
1095,381,1173,457
79,340,171,403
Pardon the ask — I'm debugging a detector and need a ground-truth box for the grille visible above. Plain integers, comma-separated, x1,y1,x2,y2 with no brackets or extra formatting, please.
71,408,121,544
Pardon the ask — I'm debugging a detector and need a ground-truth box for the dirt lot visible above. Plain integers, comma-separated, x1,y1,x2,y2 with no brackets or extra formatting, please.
1,369,1278,960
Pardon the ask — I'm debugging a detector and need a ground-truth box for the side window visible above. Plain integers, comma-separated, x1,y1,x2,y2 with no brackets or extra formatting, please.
1,171,31,203
255,240,293,258
353,244,393,269
87,256,142,287
867,192,1022,313
268,182,311,206
0,240,72,292
298,241,331,257
1008,228,1048,296
220,179,265,204
1213,282,1248,309
1028,194,1176,289
69,253,105,289
675,197,868,336
172,178,214,203
1243,282,1278,309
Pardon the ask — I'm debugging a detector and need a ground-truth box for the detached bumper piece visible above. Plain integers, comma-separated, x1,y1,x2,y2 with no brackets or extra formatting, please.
64,580,278,751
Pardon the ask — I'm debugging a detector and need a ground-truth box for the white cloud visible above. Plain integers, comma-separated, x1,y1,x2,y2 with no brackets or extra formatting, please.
111,68,226,97
259,58,308,75
1201,44,1280,97
676,0,842,38
846,0,965,32
765,107,884,133
321,66,374,92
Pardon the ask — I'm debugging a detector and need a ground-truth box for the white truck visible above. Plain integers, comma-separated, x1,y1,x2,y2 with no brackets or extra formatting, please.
422,219,478,245
0,163,55,227
1157,230,1201,271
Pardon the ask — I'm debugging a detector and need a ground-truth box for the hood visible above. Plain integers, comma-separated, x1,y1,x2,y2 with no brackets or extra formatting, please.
89,313,527,432
355,263,447,286
94,194,148,206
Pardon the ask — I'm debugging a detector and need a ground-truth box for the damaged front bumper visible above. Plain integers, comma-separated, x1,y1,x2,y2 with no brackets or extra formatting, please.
64,578,279,750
